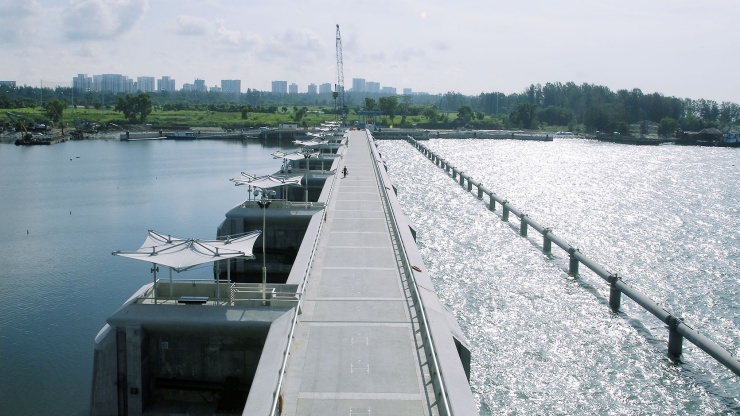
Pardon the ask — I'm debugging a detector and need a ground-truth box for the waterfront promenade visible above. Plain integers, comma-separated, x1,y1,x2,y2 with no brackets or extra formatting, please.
280,131,474,415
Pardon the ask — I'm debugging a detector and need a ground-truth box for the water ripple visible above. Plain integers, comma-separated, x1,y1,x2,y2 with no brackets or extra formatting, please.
379,138,739,415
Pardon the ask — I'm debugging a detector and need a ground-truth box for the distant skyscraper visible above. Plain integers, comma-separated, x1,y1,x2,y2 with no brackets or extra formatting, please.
289,83,298,94
137,76,155,92
307,83,317,94
352,78,366,93
193,79,207,92
366,82,380,93
403,88,413,95
319,83,332,94
221,79,241,94
271,81,288,94
381,86,397,95
157,76,176,92
72,74,92,92
93,74,132,93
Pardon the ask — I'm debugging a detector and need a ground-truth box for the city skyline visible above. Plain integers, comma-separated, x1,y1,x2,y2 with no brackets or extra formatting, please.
0,1,738,104
64,72,408,95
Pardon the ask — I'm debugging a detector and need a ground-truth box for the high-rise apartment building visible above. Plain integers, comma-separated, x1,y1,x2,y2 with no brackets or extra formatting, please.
381,86,397,94
72,74,93,92
352,78,366,93
307,83,317,94
137,76,155,92
92,74,133,93
289,83,298,94
366,82,380,93
193,79,207,92
157,76,176,92
319,83,332,94
403,88,413,95
271,81,288,94
221,80,241,94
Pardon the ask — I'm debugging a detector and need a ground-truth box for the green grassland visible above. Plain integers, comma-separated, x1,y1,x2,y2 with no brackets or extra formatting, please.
2,106,466,131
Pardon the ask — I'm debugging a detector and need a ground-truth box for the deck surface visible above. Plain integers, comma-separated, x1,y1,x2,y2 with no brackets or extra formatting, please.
281,131,436,416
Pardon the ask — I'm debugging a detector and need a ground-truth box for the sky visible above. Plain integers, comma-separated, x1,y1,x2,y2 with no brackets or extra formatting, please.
1,0,738,104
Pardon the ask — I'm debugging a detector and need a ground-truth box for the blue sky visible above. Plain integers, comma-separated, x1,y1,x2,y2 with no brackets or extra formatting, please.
1,0,738,103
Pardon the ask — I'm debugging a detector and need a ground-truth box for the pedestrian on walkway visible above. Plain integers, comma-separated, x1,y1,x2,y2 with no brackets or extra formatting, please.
342,166,348,178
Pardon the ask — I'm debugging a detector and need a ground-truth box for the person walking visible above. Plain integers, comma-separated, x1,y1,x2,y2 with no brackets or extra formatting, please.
342,166,348,178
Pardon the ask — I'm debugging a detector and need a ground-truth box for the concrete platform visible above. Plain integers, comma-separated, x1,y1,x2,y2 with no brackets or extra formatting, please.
281,131,438,416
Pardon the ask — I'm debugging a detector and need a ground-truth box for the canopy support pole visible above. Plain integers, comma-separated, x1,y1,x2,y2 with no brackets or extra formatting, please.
151,263,158,304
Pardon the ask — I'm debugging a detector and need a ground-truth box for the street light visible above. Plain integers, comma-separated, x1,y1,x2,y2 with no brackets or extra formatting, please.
302,150,314,208
256,190,271,305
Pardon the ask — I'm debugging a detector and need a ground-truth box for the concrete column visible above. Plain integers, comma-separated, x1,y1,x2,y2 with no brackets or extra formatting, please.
667,315,684,358
125,325,143,416
568,248,579,276
520,215,528,236
608,274,621,311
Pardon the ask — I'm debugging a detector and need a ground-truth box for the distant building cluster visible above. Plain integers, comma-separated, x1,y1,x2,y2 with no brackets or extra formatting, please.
60,74,418,96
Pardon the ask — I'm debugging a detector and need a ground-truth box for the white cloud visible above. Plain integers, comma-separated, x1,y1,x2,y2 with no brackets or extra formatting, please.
259,29,326,62
63,0,149,41
174,15,210,36
0,0,44,43
173,15,261,49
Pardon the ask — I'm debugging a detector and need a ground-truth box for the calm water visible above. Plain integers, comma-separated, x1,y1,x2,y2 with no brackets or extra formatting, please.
0,138,295,415
0,137,737,415
378,138,739,415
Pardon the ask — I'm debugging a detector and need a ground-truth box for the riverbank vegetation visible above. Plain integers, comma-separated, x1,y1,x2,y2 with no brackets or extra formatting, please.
1,82,737,137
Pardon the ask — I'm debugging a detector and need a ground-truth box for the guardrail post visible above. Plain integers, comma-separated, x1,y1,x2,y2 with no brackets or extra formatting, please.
467,179,473,192
543,228,552,254
502,201,509,222
666,315,684,358
451,168,457,179
489,194,496,211
520,215,528,236
459,173,465,186
608,274,621,311
477,186,483,199
568,248,579,276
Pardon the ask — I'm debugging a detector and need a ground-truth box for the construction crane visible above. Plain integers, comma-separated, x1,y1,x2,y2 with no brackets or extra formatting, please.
335,24,346,124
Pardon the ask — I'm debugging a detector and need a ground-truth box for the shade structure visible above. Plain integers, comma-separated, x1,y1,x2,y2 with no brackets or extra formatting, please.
292,139,328,147
230,173,303,189
112,229,261,272
272,151,318,161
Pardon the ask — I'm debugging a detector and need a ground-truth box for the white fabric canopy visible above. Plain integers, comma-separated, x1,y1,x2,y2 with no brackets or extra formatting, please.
293,139,328,147
230,173,303,189
272,151,317,161
112,229,261,272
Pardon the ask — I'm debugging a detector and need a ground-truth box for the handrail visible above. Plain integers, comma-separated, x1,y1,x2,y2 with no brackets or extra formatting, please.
405,136,740,377
268,133,344,415
370,131,454,415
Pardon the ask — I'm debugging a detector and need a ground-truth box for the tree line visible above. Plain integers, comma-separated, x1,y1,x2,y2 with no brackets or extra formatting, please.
2,82,737,135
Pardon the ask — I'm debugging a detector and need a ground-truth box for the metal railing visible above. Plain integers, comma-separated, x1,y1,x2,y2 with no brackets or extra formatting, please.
371,131,454,415
268,135,344,415
406,136,740,377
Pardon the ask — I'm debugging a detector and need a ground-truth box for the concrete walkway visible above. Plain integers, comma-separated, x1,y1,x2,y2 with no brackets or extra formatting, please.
280,130,436,416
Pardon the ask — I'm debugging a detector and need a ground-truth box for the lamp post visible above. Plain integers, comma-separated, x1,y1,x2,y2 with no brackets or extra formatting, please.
302,150,314,208
256,191,271,305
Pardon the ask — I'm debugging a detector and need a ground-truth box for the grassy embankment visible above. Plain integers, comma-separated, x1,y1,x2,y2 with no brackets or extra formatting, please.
2,107,516,131
1,107,445,130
